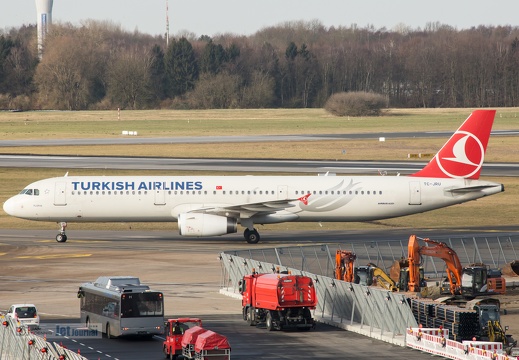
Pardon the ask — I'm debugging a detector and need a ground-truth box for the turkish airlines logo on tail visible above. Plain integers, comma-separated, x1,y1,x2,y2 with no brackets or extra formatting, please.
436,130,484,179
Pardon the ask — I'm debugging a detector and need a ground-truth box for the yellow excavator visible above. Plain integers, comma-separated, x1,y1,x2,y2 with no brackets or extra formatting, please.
354,263,398,291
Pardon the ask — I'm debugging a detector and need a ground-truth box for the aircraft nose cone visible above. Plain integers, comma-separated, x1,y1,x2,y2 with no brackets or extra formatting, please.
3,197,17,216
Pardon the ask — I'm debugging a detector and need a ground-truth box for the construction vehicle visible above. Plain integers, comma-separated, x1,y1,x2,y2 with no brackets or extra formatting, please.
240,271,316,331
163,317,202,360
407,235,506,297
354,263,398,291
394,259,426,292
335,250,356,282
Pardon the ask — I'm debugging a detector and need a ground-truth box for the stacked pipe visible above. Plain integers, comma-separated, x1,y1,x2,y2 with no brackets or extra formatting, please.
410,298,479,341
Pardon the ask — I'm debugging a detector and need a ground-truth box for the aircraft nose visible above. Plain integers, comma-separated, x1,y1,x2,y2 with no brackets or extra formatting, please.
3,197,18,216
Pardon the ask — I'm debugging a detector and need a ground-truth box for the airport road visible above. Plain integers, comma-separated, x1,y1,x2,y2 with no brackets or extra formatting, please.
1,229,518,360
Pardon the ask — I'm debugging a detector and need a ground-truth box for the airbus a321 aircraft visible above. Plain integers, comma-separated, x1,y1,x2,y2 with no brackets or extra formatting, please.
3,110,503,244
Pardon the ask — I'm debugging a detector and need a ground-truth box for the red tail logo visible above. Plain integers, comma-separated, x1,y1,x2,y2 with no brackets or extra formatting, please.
412,110,495,179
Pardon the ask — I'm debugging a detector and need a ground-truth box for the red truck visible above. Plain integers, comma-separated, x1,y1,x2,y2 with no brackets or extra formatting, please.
163,317,202,360
240,272,317,331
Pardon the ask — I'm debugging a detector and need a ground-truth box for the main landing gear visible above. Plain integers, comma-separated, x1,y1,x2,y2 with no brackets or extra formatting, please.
244,228,260,244
56,222,68,243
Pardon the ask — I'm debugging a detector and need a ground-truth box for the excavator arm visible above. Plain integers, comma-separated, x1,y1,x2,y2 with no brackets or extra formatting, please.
335,250,356,283
368,263,397,291
408,235,463,294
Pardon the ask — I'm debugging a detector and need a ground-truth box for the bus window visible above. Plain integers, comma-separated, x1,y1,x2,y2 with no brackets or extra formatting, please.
121,293,163,318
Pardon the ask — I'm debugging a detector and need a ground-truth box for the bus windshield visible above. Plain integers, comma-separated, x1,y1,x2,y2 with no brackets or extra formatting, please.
121,292,163,318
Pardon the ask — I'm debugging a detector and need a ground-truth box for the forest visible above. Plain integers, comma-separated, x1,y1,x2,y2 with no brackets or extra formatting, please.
1,20,519,110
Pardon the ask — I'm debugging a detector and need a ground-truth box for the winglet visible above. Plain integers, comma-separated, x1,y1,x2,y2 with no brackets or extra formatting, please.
411,110,496,179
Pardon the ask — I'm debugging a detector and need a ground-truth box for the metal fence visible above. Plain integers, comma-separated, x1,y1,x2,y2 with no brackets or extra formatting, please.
0,315,88,360
219,234,519,344
223,234,519,280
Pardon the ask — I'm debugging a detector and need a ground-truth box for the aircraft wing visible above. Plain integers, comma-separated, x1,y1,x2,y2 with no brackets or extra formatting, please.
189,197,303,218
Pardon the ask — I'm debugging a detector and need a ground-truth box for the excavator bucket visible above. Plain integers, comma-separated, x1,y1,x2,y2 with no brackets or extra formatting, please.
501,260,519,277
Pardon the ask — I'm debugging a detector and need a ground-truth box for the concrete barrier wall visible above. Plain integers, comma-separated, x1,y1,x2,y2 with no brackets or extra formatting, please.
0,315,87,360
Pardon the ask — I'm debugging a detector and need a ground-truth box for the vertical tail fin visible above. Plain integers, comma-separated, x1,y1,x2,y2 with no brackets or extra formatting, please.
411,110,496,179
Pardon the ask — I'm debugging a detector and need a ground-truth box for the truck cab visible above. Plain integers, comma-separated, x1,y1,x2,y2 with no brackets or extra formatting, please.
163,318,202,360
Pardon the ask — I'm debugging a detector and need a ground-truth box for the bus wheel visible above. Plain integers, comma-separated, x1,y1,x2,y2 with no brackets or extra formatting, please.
106,323,113,339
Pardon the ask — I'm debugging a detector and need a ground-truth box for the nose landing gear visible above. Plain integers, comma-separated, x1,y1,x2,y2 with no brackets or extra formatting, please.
56,222,68,243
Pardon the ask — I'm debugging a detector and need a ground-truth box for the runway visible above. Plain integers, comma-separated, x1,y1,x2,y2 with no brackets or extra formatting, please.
0,129,517,147
1,154,519,176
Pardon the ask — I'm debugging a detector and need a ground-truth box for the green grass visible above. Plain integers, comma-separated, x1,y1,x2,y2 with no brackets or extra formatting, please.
0,108,518,231
1,108,519,140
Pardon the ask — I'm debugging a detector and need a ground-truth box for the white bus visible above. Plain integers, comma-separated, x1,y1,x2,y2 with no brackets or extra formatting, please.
78,276,164,338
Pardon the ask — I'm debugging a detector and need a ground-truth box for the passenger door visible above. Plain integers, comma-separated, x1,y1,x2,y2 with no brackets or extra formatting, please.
54,182,67,206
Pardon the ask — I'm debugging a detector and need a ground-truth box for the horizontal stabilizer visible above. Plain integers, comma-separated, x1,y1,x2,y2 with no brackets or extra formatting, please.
445,184,503,194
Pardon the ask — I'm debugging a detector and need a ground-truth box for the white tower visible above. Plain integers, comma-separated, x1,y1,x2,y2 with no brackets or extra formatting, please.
35,0,53,59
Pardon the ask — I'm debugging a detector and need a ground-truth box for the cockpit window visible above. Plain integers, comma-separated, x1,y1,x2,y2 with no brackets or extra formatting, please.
19,189,39,196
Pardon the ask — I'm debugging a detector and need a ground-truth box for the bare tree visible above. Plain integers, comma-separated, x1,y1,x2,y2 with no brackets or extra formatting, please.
106,48,153,109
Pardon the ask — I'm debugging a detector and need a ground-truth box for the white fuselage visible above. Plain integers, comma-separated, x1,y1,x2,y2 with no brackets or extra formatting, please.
2,175,503,225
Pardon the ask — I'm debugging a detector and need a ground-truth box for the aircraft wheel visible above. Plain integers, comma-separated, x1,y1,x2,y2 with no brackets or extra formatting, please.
56,234,67,243
245,229,260,244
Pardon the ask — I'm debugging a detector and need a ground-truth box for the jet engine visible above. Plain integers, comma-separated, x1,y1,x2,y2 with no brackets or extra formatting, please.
178,213,238,237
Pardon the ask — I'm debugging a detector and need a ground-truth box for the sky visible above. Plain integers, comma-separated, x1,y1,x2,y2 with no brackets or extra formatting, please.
3,0,519,37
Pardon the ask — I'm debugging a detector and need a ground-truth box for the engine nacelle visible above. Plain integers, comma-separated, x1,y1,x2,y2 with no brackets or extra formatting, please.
178,213,238,237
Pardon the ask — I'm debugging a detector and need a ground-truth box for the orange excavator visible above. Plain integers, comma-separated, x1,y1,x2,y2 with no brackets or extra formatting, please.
407,235,506,297
408,235,463,294
335,250,356,282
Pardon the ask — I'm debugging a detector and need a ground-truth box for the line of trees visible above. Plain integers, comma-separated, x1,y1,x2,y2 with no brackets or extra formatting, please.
1,20,519,110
